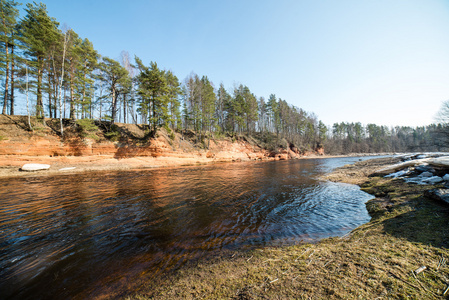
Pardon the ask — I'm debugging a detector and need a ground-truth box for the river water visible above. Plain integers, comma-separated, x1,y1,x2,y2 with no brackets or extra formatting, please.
0,157,376,299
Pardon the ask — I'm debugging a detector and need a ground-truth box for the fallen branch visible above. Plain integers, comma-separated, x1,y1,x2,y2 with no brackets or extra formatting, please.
411,270,438,297
443,285,449,295
323,260,333,267
262,259,281,264
414,266,427,275
307,259,314,267
295,248,310,261
437,256,446,271
388,271,420,290
374,158,431,175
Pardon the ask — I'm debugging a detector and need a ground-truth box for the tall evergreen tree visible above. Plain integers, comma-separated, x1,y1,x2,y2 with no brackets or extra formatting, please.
65,29,81,119
135,57,168,132
165,70,181,130
119,50,135,123
183,73,202,134
258,97,266,133
98,57,129,123
77,38,98,118
18,2,59,119
266,94,278,133
242,86,258,134
215,83,230,133
200,75,215,133
0,0,20,115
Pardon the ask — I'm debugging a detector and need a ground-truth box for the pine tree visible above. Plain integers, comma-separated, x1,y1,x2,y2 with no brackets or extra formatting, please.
267,94,279,134
241,85,258,134
232,86,246,133
200,75,215,134
258,97,266,133
19,2,59,119
215,83,230,133
318,120,327,144
98,57,129,124
77,38,98,118
165,70,181,130
0,0,20,115
9,30,16,114
119,50,134,123
135,57,168,132
65,29,81,119
183,73,202,134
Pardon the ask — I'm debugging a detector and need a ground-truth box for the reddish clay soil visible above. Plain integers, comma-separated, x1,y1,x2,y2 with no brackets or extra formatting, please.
0,115,324,178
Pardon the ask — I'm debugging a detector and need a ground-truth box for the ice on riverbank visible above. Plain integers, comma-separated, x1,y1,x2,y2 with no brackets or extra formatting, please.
377,153,449,186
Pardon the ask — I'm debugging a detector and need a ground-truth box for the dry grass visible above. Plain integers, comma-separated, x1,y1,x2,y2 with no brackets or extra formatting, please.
126,158,449,299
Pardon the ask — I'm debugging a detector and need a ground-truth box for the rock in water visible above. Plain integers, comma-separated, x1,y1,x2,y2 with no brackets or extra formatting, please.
20,163,51,172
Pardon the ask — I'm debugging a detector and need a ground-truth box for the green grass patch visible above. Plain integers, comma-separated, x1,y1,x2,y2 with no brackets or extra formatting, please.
75,118,100,139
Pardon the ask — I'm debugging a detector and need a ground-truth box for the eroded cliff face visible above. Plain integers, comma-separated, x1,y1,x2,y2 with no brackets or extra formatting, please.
0,115,321,168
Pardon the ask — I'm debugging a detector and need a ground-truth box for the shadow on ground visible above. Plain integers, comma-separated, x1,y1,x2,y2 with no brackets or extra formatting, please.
362,177,449,249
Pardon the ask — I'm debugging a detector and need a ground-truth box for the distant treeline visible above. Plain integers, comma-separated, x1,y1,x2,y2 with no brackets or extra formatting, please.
325,123,448,154
0,1,446,154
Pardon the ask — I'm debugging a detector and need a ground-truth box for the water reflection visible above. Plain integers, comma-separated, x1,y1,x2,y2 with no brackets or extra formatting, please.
0,157,375,299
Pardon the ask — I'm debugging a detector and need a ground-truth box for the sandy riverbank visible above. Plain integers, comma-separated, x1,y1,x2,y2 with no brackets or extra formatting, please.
120,156,449,299
0,153,335,179
0,152,395,179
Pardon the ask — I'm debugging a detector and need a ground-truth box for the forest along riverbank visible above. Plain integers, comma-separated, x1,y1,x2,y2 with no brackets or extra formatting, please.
129,156,449,299
0,115,329,178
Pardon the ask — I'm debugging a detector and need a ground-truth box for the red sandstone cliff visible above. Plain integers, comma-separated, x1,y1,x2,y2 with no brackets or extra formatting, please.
0,115,322,176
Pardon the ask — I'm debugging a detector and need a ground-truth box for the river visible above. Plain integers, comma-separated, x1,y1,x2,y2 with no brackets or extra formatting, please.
0,156,377,299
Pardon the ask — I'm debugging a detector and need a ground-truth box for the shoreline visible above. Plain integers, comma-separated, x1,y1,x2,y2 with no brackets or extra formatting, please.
123,156,449,299
0,152,391,179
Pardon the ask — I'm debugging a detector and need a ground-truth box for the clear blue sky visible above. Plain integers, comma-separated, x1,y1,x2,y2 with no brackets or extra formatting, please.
22,0,449,127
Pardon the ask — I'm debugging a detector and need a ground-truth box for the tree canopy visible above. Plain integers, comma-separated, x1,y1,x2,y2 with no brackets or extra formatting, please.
0,1,444,154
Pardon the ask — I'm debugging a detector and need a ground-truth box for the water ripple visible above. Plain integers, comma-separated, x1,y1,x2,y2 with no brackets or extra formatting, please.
0,157,377,299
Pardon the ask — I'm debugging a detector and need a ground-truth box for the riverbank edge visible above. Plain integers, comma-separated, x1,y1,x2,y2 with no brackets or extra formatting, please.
121,156,449,299
0,152,391,179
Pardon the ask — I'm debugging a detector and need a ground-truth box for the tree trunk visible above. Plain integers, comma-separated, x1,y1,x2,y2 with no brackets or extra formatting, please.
26,65,32,130
53,72,58,118
123,94,127,124
48,93,52,118
99,88,102,120
152,97,157,132
2,42,9,115
82,88,85,119
63,87,66,118
36,57,44,119
70,73,75,120
10,43,14,115
111,85,117,123
48,72,53,118
82,71,86,119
